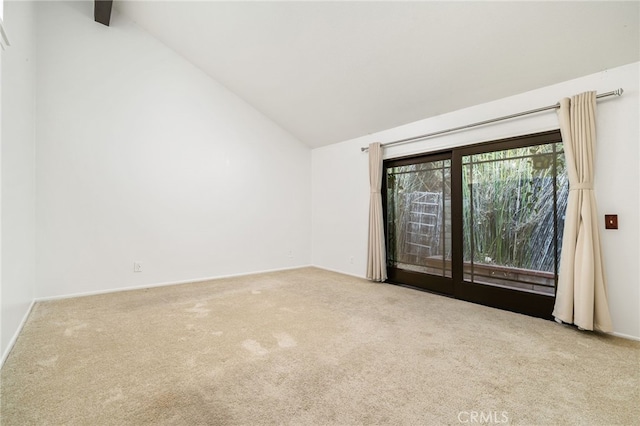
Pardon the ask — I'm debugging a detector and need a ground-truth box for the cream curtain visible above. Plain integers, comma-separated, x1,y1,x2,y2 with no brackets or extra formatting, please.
0,17,10,51
366,142,387,281
553,91,612,332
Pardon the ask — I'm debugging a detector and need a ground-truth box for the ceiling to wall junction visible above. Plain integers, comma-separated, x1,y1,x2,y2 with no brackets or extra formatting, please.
114,1,640,148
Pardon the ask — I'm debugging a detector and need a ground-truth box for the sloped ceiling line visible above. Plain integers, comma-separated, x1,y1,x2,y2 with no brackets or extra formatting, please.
114,1,639,148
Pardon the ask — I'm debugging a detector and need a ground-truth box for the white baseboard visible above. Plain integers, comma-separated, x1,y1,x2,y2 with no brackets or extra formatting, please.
34,265,314,302
311,265,368,280
1,299,36,369
609,331,640,342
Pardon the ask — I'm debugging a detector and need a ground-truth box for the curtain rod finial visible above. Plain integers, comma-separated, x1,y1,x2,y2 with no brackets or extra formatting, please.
616,88,624,96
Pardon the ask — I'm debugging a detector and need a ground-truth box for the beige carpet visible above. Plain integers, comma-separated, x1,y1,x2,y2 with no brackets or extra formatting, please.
1,267,638,425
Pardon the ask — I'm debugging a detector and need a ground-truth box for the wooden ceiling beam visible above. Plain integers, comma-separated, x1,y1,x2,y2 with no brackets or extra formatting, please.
94,0,113,26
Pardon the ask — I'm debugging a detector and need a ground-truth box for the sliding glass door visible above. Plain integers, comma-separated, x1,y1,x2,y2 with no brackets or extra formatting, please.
461,142,566,295
384,130,567,319
385,153,453,294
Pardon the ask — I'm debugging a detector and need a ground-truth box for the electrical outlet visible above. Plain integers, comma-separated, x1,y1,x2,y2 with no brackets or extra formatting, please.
134,262,143,272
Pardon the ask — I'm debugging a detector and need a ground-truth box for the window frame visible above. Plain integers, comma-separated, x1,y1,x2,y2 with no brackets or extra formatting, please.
384,129,564,320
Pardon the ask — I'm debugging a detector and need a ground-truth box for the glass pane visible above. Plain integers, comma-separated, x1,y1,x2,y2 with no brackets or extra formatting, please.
387,159,452,277
462,143,567,294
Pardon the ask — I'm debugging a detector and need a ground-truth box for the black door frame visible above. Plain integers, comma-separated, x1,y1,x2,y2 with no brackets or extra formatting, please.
384,130,562,320
383,151,454,295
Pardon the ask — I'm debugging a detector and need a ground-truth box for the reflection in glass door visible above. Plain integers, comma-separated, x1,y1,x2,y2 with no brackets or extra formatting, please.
385,154,453,294
462,142,567,295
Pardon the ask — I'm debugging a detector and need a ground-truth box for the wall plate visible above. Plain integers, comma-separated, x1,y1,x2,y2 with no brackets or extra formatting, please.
605,215,618,230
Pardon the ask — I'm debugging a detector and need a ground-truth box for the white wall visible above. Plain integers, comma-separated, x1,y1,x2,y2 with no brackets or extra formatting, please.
312,62,640,339
1,0,36,357
0,13,3,361
35,1,311,299
0,16,3,364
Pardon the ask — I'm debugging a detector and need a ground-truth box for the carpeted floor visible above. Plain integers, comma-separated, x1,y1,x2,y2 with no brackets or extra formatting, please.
1,267,638,425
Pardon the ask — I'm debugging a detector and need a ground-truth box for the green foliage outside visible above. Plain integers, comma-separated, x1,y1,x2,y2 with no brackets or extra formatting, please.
386,142,568,274
462,143,567,272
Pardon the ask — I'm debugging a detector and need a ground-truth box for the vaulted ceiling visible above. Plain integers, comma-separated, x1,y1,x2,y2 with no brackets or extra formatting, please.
114,1,639,148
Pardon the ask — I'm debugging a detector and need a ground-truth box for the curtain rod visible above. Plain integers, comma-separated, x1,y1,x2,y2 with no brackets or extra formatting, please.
360,88,624,152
